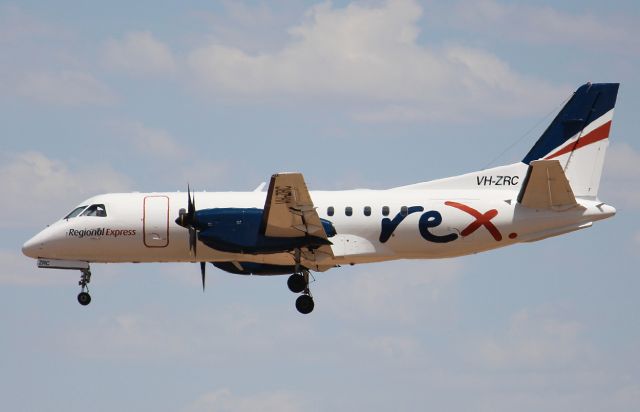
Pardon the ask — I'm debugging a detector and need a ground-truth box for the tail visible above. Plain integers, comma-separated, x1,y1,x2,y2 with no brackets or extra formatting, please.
522,82,619,199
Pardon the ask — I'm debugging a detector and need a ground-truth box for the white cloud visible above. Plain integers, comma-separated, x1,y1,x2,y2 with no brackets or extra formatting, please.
124,122,187,158
469,306,592,370
178,161,229,190
16,70,115,105
110,120,230,189
362,334,423,361
104,31,176,75
0,249,68,286
613,384,640,410
73,312,191,359
325,259,462,324
0,4,63,42
187,0,563,121
0,151,131,228
605,143,640,180
191,1,305,54
601,143,640,210
58,300,317,363
449,0,640,55
182,388,303,412
0,6,114,106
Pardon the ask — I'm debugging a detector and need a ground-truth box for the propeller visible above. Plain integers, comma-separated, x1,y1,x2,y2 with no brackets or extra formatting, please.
181,185,197,251
176,185,200,255
176,185,207,292
200,262,206,291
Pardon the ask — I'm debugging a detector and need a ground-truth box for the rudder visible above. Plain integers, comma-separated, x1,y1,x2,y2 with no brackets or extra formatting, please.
522,82,619,199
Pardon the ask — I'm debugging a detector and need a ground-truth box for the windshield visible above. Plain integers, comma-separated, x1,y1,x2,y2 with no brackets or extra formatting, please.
64,205,88,219
80,204,107,217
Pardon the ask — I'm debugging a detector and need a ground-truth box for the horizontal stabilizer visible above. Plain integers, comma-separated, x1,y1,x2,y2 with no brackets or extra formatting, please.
519,222,593,243
517,160,578,210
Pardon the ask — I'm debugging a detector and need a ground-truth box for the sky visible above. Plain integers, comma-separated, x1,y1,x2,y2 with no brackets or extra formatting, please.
1,0,639,411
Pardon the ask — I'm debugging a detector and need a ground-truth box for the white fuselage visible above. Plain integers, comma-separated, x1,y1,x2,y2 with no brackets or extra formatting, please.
19,82,621,315
22,183,615,272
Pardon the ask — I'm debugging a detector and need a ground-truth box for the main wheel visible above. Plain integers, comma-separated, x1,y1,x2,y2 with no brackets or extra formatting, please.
77,292,92,306
287,274,306,293
295,295,314,314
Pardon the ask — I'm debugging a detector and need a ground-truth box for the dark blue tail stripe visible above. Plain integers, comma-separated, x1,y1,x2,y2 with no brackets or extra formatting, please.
522,83,619,164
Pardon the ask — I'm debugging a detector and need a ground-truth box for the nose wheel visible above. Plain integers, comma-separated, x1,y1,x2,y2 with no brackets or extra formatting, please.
77,291,91,306
77,269,92,306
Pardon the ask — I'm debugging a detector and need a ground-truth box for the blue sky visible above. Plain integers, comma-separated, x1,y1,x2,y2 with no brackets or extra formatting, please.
1,1,639,411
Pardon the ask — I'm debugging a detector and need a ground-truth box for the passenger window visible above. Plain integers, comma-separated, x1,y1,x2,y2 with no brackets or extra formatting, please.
81,204,107,217
382,206,389,216
327,206,334,216
400,206,408,216
64,205,87,219
345,206,353,216
364,206,371,216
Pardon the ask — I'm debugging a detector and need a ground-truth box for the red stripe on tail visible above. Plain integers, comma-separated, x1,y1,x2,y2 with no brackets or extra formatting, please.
545,121,611,160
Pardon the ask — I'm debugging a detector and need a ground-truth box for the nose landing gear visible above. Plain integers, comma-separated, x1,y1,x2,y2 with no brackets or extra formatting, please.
36,259,94,307
77,269,92,306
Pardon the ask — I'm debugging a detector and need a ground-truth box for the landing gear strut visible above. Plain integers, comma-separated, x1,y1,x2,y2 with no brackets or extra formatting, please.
289,249,315,314
35,259,94,306
77,269,92,306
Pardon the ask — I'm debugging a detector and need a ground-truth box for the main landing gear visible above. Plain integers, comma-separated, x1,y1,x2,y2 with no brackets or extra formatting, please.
288,249,315,314
77,269,92,306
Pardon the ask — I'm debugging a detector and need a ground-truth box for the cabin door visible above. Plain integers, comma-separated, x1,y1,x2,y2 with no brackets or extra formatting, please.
143,196,169,247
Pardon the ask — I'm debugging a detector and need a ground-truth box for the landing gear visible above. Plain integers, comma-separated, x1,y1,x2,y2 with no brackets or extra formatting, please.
295,294,314,314
290,249,315,314
287,273,306,293
77,291,91,306
36,259,93,306
77,269,92,306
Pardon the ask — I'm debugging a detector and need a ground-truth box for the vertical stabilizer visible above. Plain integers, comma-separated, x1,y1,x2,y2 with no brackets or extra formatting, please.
522,83,619,198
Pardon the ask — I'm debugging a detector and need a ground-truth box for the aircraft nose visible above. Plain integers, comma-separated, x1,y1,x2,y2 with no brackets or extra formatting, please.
22,236,40,258
22,232,47,258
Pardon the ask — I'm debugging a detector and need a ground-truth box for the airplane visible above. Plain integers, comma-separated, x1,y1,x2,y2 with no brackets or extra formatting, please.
22,82,619,314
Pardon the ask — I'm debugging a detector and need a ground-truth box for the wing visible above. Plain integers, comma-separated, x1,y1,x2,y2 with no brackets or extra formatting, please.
261,173,334,262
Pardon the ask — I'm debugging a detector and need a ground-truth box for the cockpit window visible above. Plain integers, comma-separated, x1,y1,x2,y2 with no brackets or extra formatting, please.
81,204,107,217
64,205,88,219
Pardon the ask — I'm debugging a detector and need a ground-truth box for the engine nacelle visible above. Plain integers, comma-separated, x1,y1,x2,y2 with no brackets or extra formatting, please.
213,262,299,275
196,208,335,254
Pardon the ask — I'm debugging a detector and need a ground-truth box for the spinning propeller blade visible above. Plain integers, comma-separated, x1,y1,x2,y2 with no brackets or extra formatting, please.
189,227,197,256
178,184,198,257
176,184,208,292
200,262,206,291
